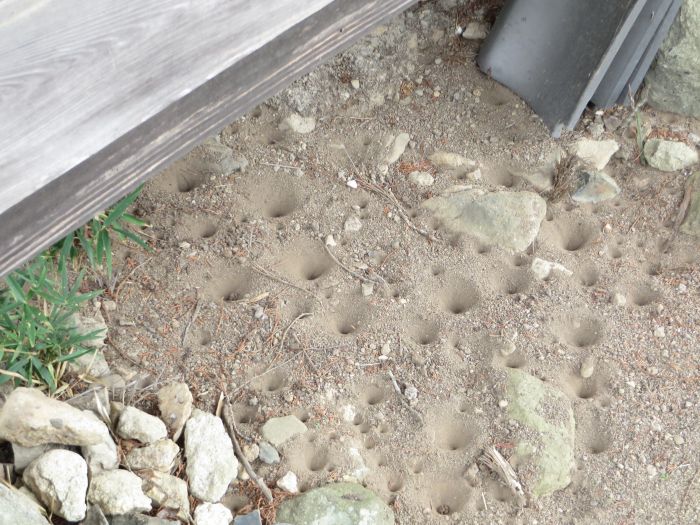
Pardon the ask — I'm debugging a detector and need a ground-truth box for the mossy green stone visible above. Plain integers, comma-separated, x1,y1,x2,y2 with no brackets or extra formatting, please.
276,482,394,525
506,369,575,498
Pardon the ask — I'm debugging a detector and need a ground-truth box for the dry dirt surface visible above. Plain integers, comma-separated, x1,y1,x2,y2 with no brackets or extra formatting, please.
100,1,699,523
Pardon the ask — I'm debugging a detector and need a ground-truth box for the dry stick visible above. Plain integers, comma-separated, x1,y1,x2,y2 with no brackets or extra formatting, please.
250,264,321,303
113,256,153,299
182,298,202,345
479,446,525,502
264,312,312,373
387,370,424,427
222,400,273,503
323,244,383,285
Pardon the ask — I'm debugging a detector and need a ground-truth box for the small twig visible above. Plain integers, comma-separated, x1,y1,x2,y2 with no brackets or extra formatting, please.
323,244,383,284
387,370,424,427
113,257,153,299
264,313,312,373
182,298,202,345
479,446,525,503
259,162,300,170
222,399,273,503
250,264,321,303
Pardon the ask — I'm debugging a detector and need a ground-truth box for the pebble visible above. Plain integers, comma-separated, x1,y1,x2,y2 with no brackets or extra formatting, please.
258,441,280,464
653,326,666,338
462,21,489,39
408,171,435,186
351,79,360,90
674,435,685,445
498,399,509,408
404,385,418,401
381,342,391,356
346,179,358,189
344,216,363,232
277,471,299,494
325,234,337,247
361,282,374,297
580,356,596,379
280,113,316,134
611,293,627,306
646,465,658,477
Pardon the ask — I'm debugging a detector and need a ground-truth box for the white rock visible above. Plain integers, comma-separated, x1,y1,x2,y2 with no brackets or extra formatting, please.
344,216,363,232
194,502,232,525
531,258,573,280
611,292,627,306
654,326,666,338
644,139,699,171
280,113,316,134
88,469,152,515
351,79,360,90
408,171,435,186
125,439,180,472
277,471,299,494
185,409,238,502
0,388,108,447
81,410,119,475
361,282,374,297
346,179,358,189
571,139,619,170
157,382,193,442
0,483,50,525
325,234,337,247
140,470,190,521
580,356,596,379
117,406,168,444
462,21,489,39
404,385,418,401
384,133,410,164
23,449,88,522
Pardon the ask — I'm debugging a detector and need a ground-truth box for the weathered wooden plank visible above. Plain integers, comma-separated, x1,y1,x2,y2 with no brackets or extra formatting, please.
0,0,417,277
0,0,334,215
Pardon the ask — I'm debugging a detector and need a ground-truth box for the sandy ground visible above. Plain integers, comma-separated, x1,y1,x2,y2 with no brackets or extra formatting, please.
98,1,699,523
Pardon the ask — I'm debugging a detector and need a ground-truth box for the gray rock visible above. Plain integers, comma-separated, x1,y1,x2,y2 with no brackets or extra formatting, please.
82,410,119,475
185,409,238,502
65,385,110,416
680,171,700,236
88,470,152,515
110,515,179,525
23,449,88,522
125,439,179,472
68,349,111,377
0,387,107,446
12,443,58,472
531,258,573,281
69,312,108,348
194,502,233,525
258,441,280,464
201,140,249,175
83,504,109,525
157,383,193,441
646,0,700,117
408,171,434,186
261,415,307,447
572,171,620,203
276,482,394,525
571,139,619,170
506,369,575,497
234,509,262,525
423,188,546,251
280,113,316,134
0,483,50,525
117,406,168,444
644,139,698,172
140,470,190,521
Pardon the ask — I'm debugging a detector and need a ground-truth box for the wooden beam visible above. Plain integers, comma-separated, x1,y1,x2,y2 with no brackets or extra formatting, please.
0,0,416,277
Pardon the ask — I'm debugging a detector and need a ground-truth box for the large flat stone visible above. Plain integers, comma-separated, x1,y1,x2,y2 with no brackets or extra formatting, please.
276,482,394,525
506,369,575,498
646,1,700,117
0,483,51,525
0,388,108,447
261,415,307,447
423,187,546,251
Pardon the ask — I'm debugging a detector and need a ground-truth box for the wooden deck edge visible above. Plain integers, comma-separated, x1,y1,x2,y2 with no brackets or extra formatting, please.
0,0,417,278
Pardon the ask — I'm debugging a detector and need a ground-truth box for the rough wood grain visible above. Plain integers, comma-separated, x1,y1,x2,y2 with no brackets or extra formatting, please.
0,0,417,277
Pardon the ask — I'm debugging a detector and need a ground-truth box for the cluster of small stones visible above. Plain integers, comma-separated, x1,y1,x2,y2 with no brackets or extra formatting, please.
0,380,305,525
